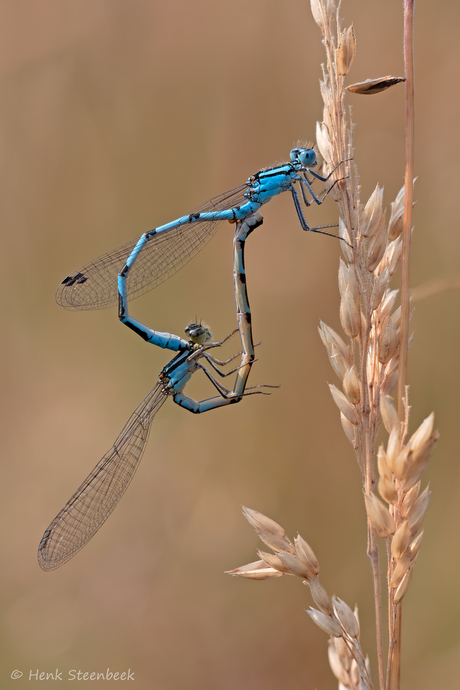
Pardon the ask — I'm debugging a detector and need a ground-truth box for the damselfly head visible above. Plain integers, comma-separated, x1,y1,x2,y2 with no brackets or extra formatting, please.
185,321,212,344
290,147,317,168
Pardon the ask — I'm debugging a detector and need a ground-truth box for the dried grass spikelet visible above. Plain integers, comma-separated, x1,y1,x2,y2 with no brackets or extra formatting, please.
366,215,388,272
388,184,405,241
361,185,384,238
400,481,421,519
372,265,390,310
364,492,396,537
225,559,284,580
241,506,295,554
338,218,355,263
347,76,405,95
373,404,438,606
232,506,371,665
295,534,320,576
235,508,325,582
378,474,398,505
318,321,353,380
391,520,411,559
337,24,356,76
316,120,333,165
378,314,400,365
393,566,413,604
386,425,402,475
343,365,361,405
333,598,360,639
276,552,317,580
377,445,391,478
307,608,343,637
328,639,351,685
390,548,411,589
380,395,400,433
258,550,293,575
377,235,403,277
308,576,334,615
409,530,424,560
341,412,357,445
329,384,359,425
407,485,431,535
340,286,361,338
338,259,360,303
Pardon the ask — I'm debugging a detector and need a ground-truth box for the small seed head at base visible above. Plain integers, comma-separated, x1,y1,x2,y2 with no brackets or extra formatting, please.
337,24,356,76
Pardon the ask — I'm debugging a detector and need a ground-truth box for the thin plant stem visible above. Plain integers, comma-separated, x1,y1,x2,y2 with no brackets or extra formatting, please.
390,2,415,689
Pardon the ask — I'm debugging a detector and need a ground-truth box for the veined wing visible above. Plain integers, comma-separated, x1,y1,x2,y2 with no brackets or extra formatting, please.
56,183,250,311
38,383,168,571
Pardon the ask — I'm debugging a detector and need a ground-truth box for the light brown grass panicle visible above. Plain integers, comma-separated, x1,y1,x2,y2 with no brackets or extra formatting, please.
232,505,372,686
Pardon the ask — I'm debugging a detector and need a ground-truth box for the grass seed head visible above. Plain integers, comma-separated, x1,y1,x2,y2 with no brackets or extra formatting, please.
307,608,343,638
391,520,411,559
337,24,356,76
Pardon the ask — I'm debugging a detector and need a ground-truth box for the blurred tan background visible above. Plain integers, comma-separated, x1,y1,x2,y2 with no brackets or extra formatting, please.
1,1,459,688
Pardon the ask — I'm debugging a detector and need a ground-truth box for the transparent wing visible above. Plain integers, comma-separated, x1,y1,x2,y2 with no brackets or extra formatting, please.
38,383,168,571
56,184,250,311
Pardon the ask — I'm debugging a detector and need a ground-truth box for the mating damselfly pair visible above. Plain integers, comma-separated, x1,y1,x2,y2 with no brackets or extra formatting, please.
38,147,348,571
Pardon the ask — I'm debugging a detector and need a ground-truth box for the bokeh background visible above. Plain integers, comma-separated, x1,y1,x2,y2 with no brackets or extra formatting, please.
1,1,459,688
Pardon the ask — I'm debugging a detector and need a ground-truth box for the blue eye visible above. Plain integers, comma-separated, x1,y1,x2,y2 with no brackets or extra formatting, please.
299,149,317,167
290,148,317,167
